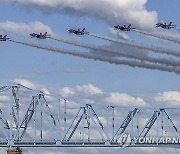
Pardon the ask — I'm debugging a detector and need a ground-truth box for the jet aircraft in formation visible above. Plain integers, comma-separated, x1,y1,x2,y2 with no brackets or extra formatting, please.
155,22,176,29
1,20,178,42
114,24,136,31
29,32,50,39
0,35,10,41
68,28,89,35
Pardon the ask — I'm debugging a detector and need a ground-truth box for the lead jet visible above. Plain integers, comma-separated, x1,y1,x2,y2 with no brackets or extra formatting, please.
0,35,10,41
29,32,50,39
68,28,89,35
114,24,135,31
155,22,176,29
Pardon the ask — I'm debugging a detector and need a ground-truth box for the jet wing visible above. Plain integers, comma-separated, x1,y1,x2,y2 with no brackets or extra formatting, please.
29,33,39,37
114,25,125,30
156,22,163,27
68,29,76,33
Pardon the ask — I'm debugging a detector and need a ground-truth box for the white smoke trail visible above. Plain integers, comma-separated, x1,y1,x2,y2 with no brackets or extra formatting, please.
50,37,180,67
175,27,180,31
133,29,180,44
87,33,180,57
9,39,180,74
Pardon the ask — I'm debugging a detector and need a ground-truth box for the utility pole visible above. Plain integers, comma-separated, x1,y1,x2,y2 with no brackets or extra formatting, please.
64,99,67,141
107,106,115,137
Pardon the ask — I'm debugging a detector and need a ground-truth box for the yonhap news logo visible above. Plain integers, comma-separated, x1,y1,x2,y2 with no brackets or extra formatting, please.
115,133,180,147
116,133,131,147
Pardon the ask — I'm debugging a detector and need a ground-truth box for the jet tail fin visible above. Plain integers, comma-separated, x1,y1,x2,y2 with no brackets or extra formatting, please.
44,32,48,36
169,22,172,25
3,35,7,39
128,24,131,28
82,28,85,32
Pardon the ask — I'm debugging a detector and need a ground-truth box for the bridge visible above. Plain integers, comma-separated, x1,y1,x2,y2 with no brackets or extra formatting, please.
0,84,180,153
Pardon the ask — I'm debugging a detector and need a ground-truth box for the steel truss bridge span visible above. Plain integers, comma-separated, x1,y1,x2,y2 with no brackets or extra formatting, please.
0,84,179,148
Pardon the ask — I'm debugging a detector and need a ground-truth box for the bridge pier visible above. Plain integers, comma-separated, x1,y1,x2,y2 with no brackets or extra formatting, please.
7,147,22,154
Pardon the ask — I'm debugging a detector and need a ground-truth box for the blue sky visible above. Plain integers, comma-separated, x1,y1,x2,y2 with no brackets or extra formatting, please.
0,1,180,154
0,0,179,96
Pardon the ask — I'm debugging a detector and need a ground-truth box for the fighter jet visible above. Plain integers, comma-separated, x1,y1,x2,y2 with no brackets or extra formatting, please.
29,32,50,39
114,24,136,31
155,22,176,29
68,28,89,35
0,35,10,41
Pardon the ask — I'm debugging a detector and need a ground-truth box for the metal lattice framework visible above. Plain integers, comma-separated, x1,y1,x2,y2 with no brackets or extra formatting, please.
0,84,180,149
